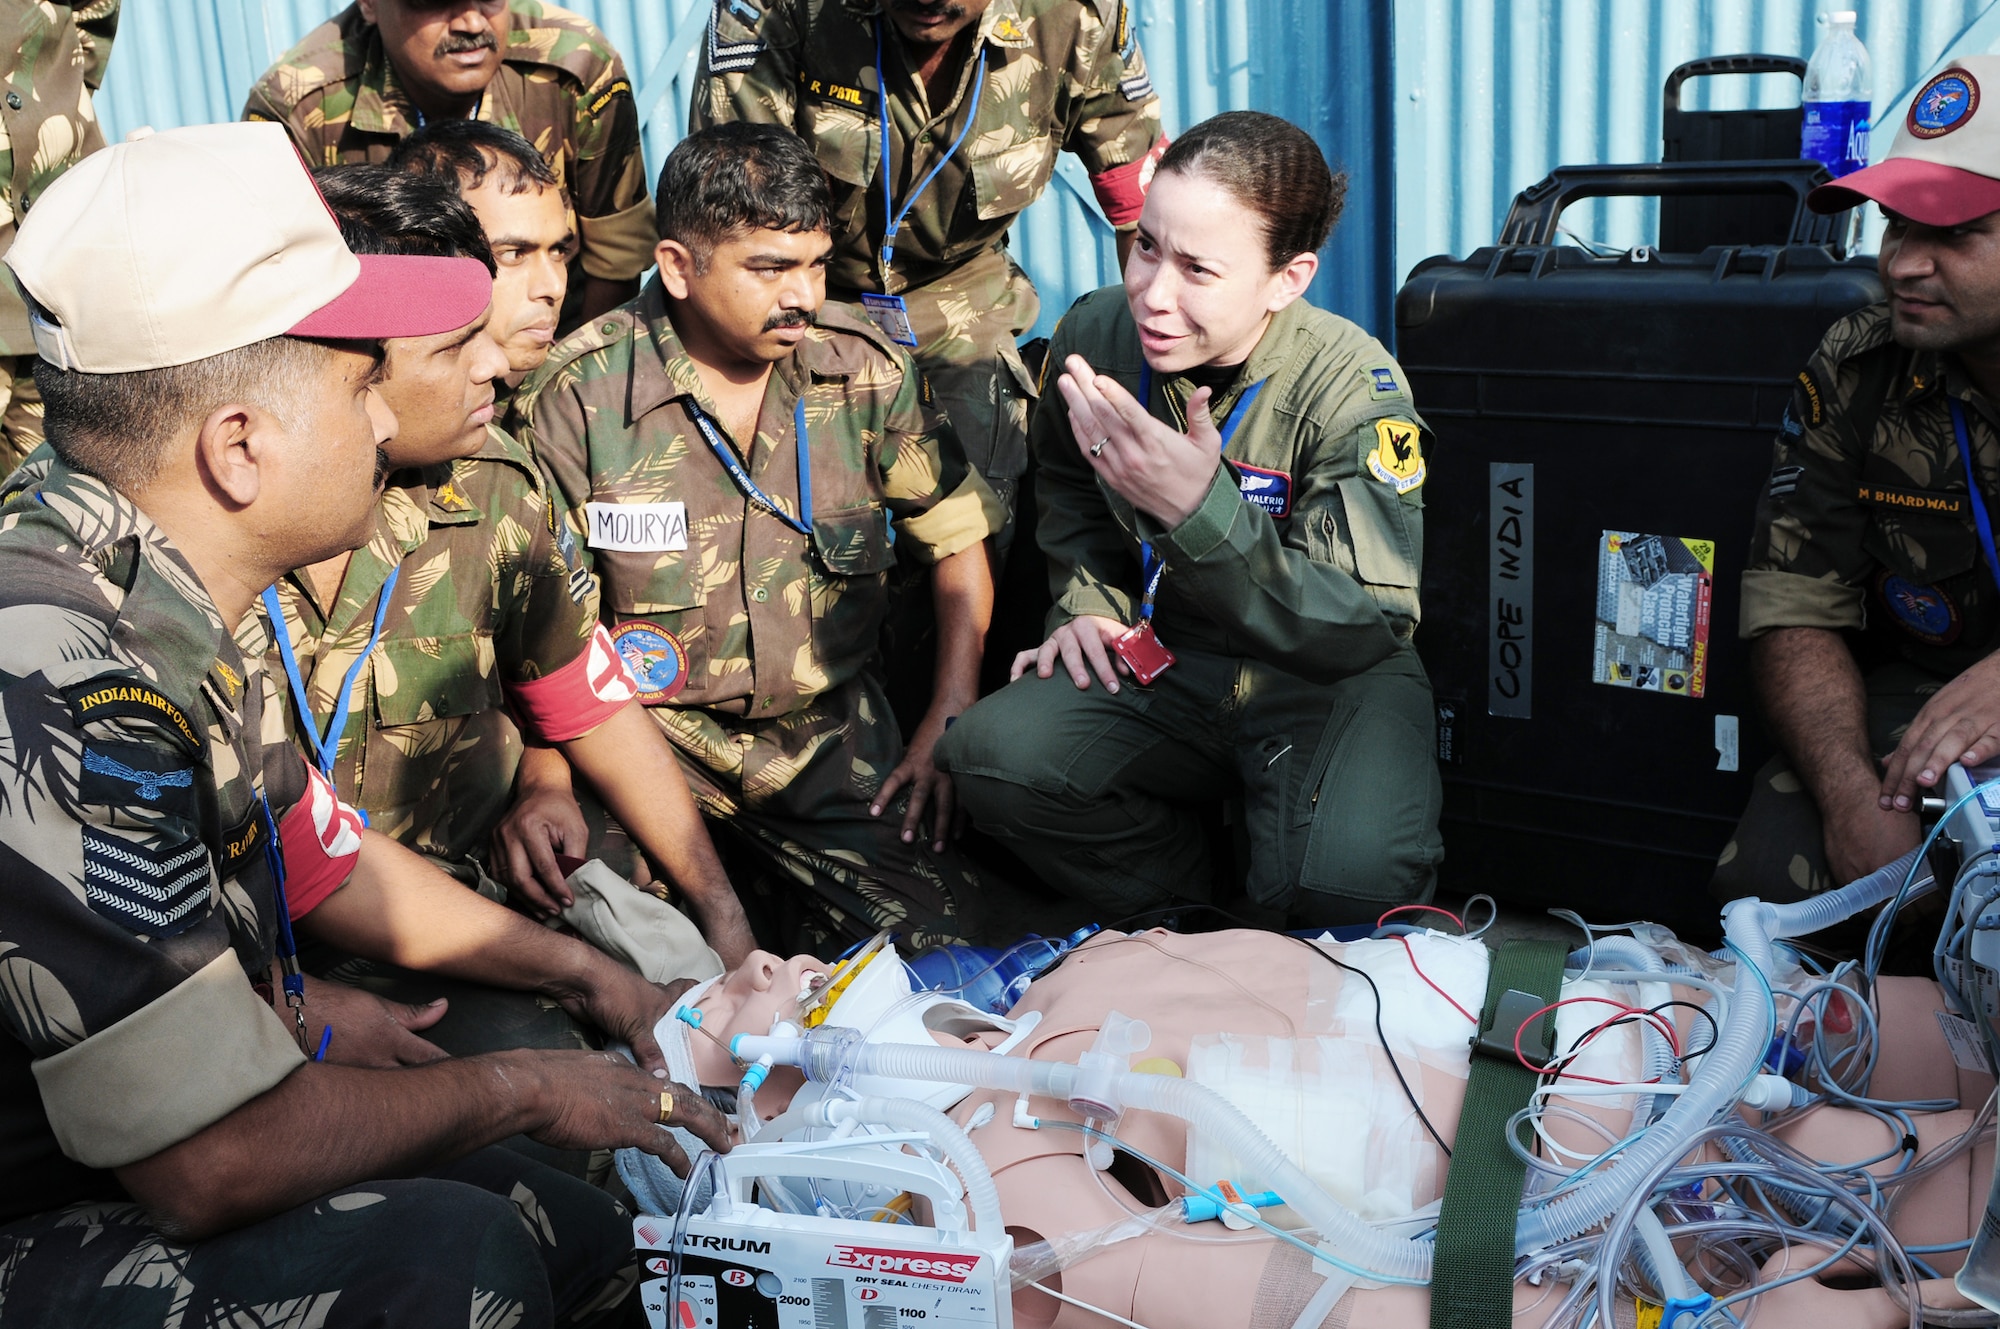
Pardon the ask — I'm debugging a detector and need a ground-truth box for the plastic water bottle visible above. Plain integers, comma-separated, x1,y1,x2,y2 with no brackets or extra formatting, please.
1801,11,1872,178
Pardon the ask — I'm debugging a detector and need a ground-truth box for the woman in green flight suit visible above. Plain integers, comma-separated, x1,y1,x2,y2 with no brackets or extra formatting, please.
935,110,1442,926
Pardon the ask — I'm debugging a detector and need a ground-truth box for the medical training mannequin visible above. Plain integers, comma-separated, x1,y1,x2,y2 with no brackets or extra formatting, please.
661,931,1995,1329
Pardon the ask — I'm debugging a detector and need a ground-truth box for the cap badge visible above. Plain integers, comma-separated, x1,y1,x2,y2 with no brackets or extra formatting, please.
1911,70,1979,139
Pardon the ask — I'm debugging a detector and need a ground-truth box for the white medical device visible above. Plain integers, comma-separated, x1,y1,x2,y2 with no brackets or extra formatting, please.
635,1137,1014,1329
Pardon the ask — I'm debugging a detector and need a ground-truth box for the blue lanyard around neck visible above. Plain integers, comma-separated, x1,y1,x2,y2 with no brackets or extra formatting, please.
874,20,986,273
1951,397,2000,591
262,565,402,780
1132,366,1267,622
684,395,814,538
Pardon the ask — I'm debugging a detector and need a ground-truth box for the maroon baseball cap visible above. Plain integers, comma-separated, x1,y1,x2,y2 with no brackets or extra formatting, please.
1810,58,2000,227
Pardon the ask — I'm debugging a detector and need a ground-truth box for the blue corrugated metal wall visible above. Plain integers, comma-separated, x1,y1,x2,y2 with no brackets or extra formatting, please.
82,2,2000,345
1391,0,1996,285
91,0,1396,338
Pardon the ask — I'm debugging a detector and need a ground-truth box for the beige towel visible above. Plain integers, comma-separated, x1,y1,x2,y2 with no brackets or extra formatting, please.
559,859,723,985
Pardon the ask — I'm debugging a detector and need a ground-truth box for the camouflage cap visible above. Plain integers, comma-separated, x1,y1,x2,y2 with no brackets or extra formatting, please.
7,121,490,373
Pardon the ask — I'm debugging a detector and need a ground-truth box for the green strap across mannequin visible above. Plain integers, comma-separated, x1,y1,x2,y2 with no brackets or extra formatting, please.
1429,937,1569,1329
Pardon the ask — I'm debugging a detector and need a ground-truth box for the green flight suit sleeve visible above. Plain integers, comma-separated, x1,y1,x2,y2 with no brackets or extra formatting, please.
1136,407,1412,686
689,0,802,130
1031,313,1145,629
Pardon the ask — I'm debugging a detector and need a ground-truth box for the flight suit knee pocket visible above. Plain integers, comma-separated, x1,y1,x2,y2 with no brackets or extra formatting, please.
1293,702,1440,903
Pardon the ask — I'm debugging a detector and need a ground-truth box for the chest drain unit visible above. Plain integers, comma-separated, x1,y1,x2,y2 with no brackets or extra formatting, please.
635,1137,1013,1329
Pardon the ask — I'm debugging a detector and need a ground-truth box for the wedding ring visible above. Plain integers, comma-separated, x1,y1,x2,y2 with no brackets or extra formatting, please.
658,1090,674,1124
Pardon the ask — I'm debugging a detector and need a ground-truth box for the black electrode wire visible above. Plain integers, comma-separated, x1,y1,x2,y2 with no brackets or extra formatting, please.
1106,902,1456,1157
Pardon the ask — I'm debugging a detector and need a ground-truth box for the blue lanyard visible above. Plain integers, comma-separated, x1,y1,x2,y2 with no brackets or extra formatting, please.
262,565,402,780
684,395,814,538
411,90,482,131
1133,367,1268,619
874,20,986,273
255,792,311,1049
1951,397,2000,590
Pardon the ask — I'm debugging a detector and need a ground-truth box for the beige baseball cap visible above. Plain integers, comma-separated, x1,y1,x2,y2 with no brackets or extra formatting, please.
1810,56,2000,226
6,120,491,374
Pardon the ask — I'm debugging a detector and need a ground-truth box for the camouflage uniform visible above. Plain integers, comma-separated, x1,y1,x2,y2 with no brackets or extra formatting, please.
243,0,656,306
690,0,1166,518
517,282,1015,951
934,289,1444,925
255,428,606,879
1718,301,2000,903
0,458,635,1325
255,428,646,1181
0,0,117,472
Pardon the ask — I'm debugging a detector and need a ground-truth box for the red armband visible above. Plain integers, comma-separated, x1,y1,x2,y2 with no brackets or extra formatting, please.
279,763,365,919
504,623,638,743
1090,138,1168,228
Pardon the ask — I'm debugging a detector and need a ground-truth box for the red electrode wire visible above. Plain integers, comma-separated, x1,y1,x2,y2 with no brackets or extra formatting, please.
1514,996,1680,1084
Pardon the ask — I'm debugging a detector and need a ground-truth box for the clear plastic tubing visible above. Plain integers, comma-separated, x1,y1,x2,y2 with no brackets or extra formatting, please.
1514,848,1918,1255
734,1027,1437,1283
807,1095,1003,1237
736,851,1918,1281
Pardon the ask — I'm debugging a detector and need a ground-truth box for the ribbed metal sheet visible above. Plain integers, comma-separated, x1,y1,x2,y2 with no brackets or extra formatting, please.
1391,0,1995,285
87,0,1397,338
80,3,2000,347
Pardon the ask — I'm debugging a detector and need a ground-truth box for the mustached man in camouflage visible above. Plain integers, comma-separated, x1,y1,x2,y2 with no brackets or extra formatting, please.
519,123,1081,955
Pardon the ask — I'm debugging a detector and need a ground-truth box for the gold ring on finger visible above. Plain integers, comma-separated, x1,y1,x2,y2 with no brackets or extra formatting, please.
658,1090,674,1124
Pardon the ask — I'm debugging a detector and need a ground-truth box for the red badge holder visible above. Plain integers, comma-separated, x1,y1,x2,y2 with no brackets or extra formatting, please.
1114,542,1175,684
1113,621,1176,685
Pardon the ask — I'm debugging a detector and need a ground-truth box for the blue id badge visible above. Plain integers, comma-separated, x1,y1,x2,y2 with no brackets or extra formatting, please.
860,292,919,347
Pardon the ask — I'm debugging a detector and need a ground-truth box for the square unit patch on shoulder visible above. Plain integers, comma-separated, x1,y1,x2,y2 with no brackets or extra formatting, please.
1364,363,1404,400
82,825,213,937
1368,419,1426,494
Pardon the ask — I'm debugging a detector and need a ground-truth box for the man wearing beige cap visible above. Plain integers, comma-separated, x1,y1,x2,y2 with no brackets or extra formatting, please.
0,122,727,1327
1719,55,2000,927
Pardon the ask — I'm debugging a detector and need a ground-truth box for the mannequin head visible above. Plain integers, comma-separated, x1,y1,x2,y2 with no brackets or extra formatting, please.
681,949,829,1084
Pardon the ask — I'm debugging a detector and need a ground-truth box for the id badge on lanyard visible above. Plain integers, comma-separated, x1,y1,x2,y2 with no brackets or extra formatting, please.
860,292,919,348
1109,368,1267,683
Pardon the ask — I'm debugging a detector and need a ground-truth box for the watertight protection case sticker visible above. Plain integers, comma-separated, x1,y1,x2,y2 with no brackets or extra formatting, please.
1590,531,1713,699
1112,620,1176,684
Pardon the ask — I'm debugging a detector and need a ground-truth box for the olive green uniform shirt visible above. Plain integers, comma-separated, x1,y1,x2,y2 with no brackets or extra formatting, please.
1743,301,2000,677
255,428,603,872
1035,287,1429,684
243,0,655,285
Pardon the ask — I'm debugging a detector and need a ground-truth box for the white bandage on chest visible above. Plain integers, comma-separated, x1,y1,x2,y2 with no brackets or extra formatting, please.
585,501,688,552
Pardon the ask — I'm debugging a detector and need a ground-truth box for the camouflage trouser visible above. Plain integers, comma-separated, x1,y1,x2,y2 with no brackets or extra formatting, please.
308,950,608,1183
836,244,1039,545
1710,660,1939,905
0,1148,638,1328
937,646,1444,927
0,355,43,477
581,672,1068,954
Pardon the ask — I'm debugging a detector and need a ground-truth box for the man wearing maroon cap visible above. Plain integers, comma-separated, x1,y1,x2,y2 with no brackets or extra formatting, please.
0,122,727,1326
1719,56,2000,921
